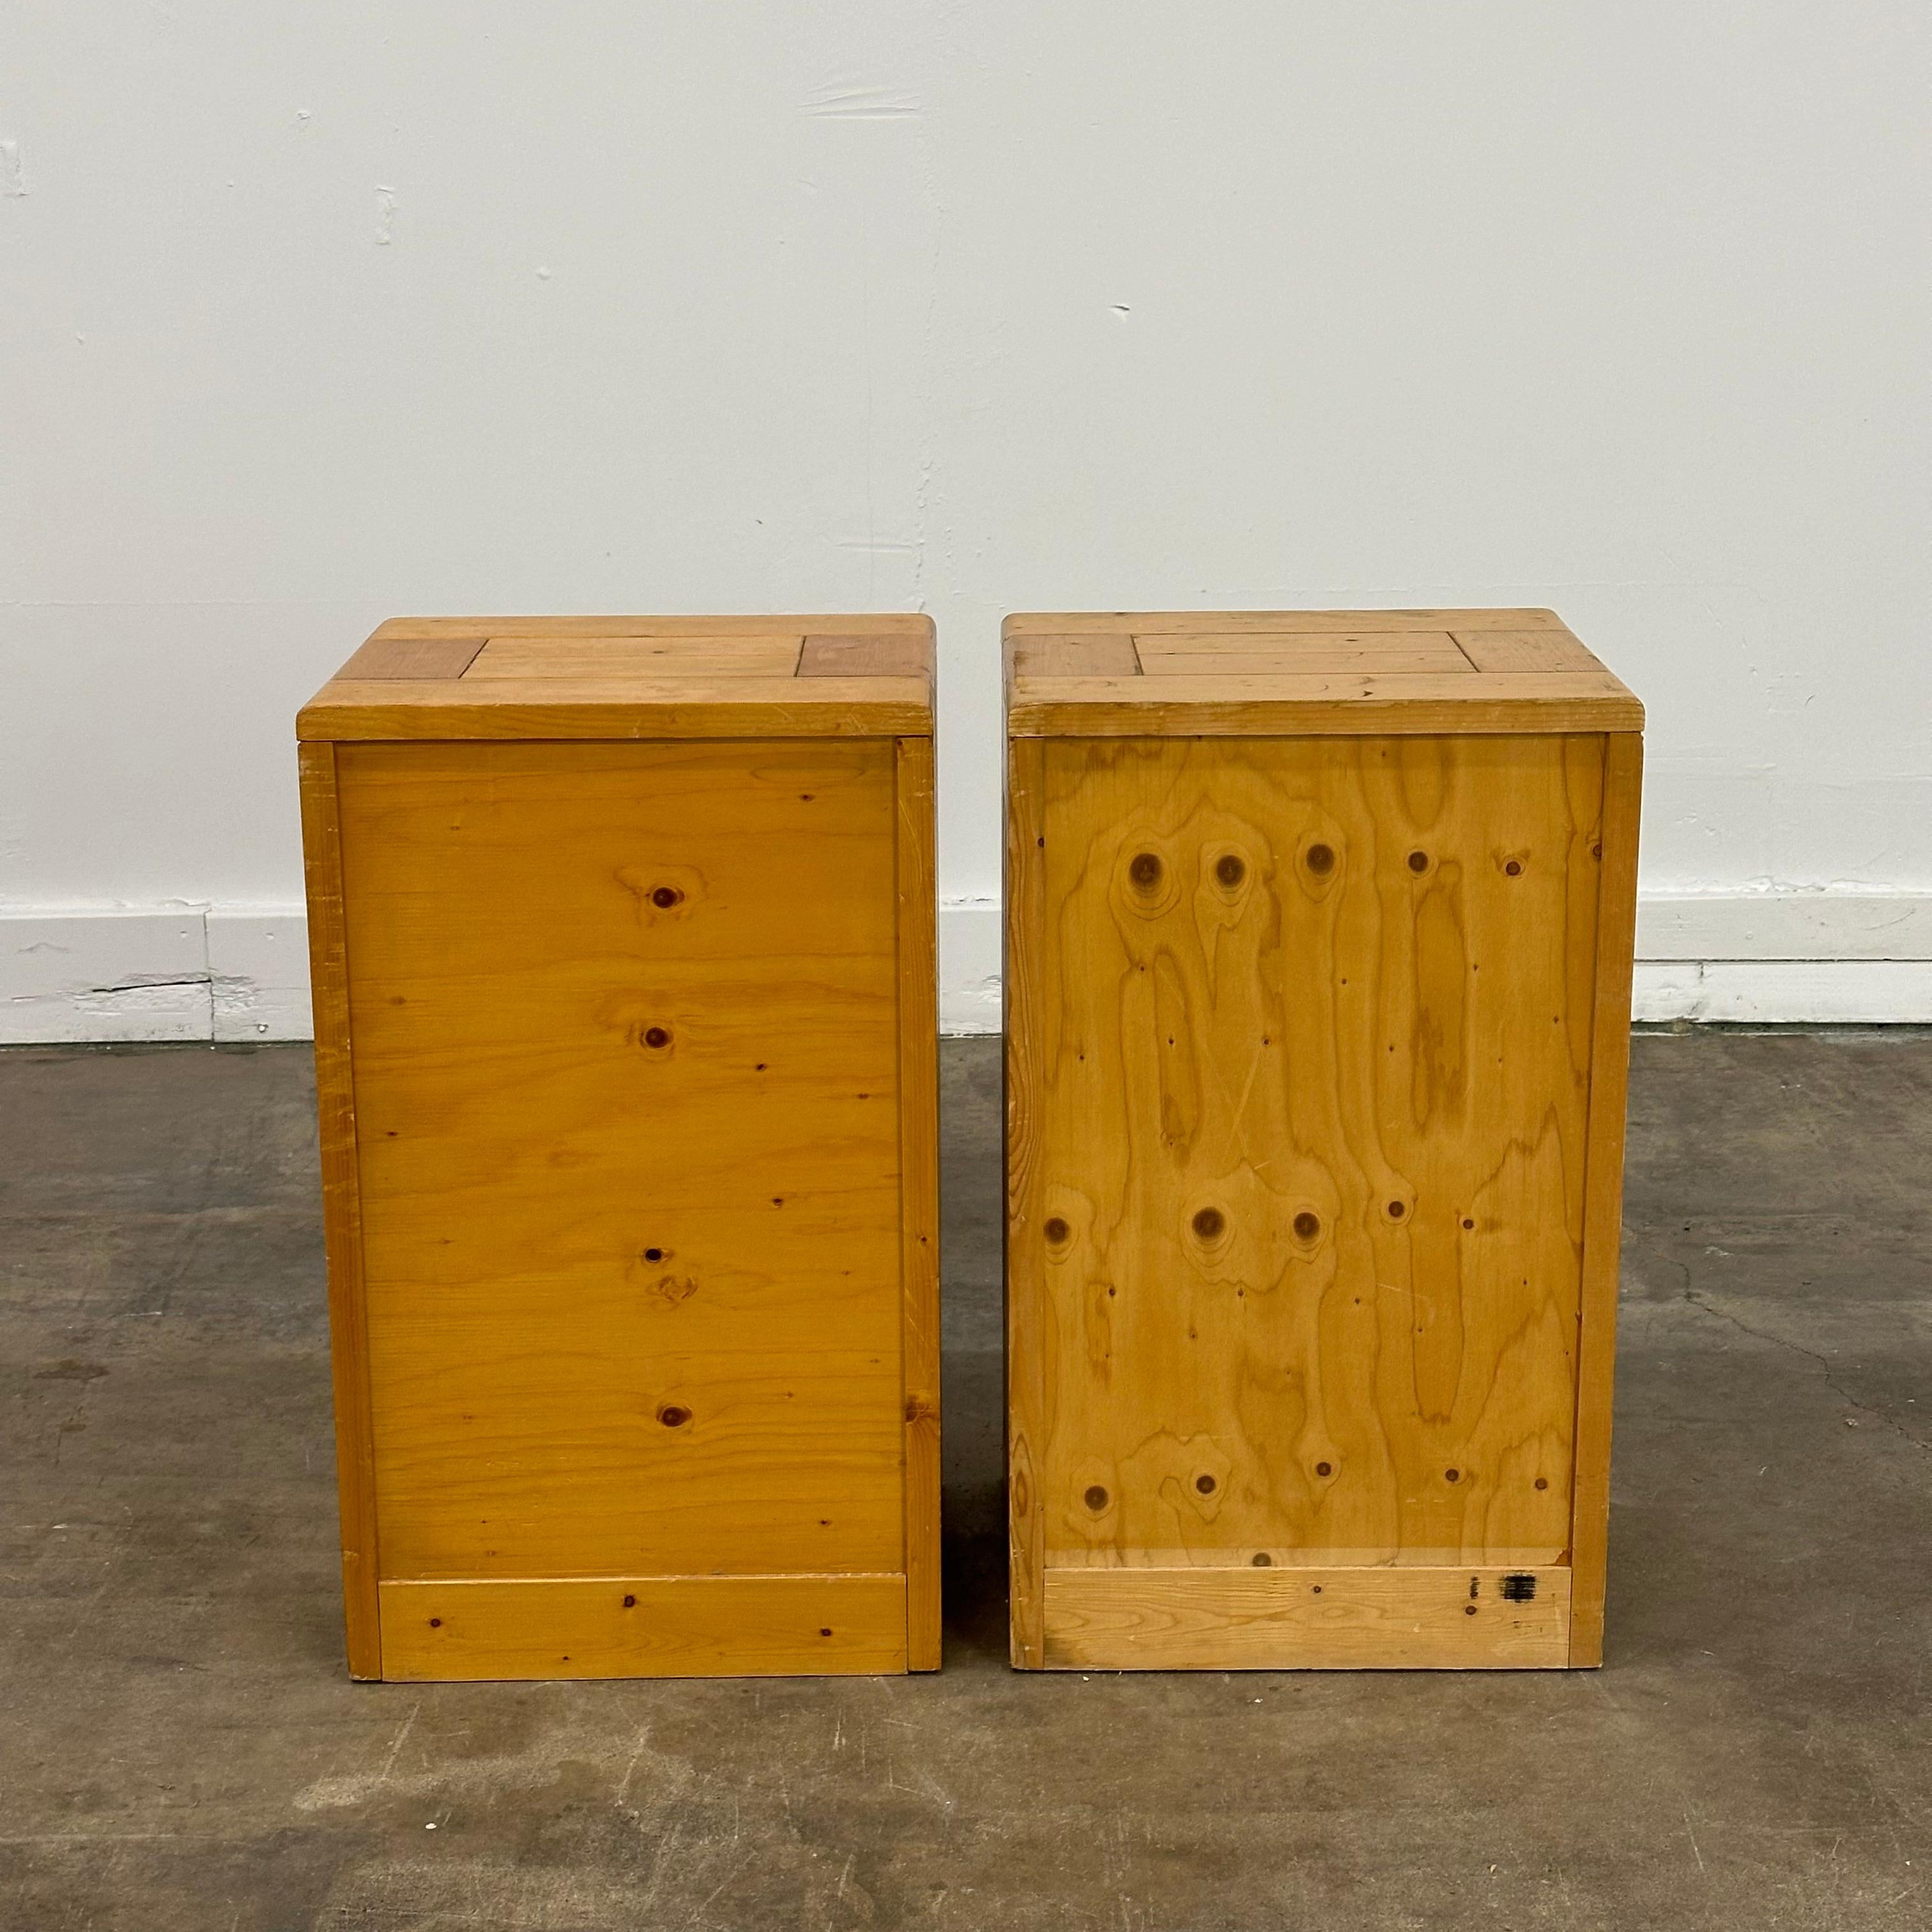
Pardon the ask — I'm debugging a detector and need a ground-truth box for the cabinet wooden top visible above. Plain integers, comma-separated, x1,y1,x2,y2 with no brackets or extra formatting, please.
1004,609,1641,737
299,615,934,741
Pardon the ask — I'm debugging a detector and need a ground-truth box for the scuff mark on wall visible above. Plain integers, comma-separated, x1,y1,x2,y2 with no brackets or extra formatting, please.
374,184,396,245
1,140,25,197
802,86,924,121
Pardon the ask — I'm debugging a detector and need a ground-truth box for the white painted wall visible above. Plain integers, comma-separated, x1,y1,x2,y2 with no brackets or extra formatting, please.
4,4,1929,1036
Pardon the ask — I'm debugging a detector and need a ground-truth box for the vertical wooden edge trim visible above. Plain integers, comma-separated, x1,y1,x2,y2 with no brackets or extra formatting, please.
1568,732,1644,1667
894,737,942,1670
1004,736,1048,1667
296,742,383,1680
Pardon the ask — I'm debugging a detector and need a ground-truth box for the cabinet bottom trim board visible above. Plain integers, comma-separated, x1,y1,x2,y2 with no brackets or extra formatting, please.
378,1573,908,1680
1038,1565,1574,1671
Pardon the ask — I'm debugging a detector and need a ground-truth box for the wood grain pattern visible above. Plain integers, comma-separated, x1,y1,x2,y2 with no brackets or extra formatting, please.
335,741,905,1591
299,677,931,741
1004,736,1050,1669
1568,732,1644,1666
300,615,935,742
894,735,943,1670
466,636,806,680
379,1574,907,1680
1008,672,1641,737
1005,607,1640,1671
801,632,934,678
1029,735,1601,1572
1009,637,1143,682
1135,634,1476,677
1452,629,1604,673
296,742,383,1678
1041,1565,1572,1669
304,613,937,1680
335,636,487,680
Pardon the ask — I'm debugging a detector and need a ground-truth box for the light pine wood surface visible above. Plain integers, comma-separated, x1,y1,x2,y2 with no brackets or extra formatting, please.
1043,1565,1572,1669
300,615,935,741
1005,609,1640,1669
302,616,937,1678
1004,610,1642,737
379,1574,908,1680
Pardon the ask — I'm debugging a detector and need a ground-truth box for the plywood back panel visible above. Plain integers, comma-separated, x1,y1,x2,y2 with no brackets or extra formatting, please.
335,739,904,1585
1025,734,1605,1574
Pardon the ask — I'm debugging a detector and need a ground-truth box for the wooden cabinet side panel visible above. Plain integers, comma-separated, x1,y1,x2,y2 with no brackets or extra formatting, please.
1568,732,1644,1666
895,737,942,1669
1031,736,1603,1581
297,741,383,1678
1006,738,1050,1667
336,740,905,1588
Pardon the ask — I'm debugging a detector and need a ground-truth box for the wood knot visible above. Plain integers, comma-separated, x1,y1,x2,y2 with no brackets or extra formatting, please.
1043,1216,1071,1246
1128,850,1163,890
1305,843,1335,875
1084,1484,1109,1512
1191,1206,1225,1240
1292,1210,1321,1242
657,1403,692,1429
1215,852,1246,887
905,1392,937,1424
1194,1473,1216,1496
643,1025,671,1050
1407,849,1429,873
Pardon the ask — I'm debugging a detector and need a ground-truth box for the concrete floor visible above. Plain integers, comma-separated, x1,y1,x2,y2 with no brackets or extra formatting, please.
2,1034,1928,1931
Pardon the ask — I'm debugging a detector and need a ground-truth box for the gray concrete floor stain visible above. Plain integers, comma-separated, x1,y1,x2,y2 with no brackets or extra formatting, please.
1,1035,1928,1930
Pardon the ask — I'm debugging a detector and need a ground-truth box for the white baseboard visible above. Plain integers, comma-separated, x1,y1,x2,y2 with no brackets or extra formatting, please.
3,891,1929,1043
1,907,312,1045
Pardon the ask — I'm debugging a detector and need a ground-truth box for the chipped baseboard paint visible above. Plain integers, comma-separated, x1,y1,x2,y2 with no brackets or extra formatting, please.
1,907,312,1045
3,893,1929,1044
